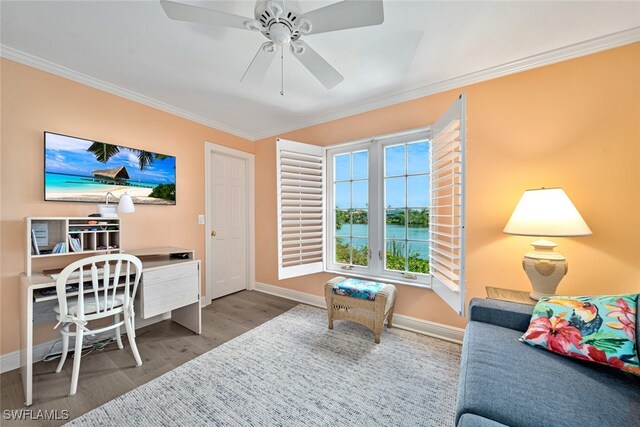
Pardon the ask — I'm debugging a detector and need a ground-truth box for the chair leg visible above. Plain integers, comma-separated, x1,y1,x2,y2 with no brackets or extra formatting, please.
55,327,70,373
124,314,142,366
327,305,334,330
114,313,124,349
324,285,334,330
69,327,84,396
386,304,395,329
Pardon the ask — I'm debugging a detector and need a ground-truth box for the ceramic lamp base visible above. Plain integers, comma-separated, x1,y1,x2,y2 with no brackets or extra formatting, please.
522,240,568,301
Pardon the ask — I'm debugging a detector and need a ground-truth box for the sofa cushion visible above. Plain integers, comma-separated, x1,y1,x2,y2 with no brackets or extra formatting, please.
520,294,639,375
456,321,640,427
468,298,534,332
331,278,385,301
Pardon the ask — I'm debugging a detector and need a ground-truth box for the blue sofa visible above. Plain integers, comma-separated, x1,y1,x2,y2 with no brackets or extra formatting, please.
456,298,640,427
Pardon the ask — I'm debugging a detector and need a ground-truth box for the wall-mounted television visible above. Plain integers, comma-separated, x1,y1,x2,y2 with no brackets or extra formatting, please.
44,132,176,205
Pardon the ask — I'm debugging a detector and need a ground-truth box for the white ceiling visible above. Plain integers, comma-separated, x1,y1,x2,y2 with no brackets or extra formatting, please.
2,1,639,140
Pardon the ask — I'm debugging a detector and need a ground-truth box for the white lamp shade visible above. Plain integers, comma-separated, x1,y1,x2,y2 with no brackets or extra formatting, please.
117,192,135,214
503,188,591,237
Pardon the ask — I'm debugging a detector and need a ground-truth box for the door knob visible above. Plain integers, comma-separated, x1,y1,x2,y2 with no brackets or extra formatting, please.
211,230,217,236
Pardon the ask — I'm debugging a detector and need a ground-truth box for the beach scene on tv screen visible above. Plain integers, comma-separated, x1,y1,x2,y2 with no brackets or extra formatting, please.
45,133,176,205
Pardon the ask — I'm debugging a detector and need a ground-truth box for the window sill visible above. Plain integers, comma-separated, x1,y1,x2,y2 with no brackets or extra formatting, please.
324,269,432,290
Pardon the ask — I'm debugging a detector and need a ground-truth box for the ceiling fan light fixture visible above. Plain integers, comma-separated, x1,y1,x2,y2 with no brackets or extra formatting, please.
290,41,305,55
244,19,266,32
269,22,291,46
296,18,312,35
265,1,284,22
262,41,276,54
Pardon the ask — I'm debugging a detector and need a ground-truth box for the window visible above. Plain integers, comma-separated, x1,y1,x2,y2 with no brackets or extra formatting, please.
276,94,466,315
333,150,369,267
327,133,432,286
383,141,430,275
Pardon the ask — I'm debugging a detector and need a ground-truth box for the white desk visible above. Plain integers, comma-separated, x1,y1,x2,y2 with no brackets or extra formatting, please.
19,247,202,406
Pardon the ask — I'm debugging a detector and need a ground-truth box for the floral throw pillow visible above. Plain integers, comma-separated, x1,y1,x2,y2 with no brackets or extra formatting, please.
519,294,639,376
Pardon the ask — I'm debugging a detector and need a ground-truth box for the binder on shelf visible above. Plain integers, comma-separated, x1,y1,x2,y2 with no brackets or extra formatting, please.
31,229,40,255
31,223,49,247
52,242,67,254
68,235,82,253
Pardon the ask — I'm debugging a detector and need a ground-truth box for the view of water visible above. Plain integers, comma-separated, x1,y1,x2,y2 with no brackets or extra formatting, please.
337,223,429,257
45,172,156,192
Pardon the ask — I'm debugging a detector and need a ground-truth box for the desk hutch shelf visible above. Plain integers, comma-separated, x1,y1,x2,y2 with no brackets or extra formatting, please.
25,217,121,276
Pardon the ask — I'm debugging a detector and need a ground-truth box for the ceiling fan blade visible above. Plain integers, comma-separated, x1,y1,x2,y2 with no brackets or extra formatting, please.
291,41,344,89
160,0,253,30
241,42,278,84
301,0,384,35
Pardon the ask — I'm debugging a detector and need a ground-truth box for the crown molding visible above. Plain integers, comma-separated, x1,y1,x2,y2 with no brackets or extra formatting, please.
2,26,639,142
0,45,256,141
251,26,640,141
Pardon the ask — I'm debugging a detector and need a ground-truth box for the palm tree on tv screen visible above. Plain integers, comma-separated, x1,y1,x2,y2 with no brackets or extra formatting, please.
87,142,169,171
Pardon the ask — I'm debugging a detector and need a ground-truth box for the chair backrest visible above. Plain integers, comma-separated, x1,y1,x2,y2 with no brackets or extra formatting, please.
55,254,142,320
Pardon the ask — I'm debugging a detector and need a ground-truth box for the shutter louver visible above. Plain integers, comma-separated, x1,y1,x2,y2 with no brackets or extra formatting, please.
430,94,466,316
277,139,325,279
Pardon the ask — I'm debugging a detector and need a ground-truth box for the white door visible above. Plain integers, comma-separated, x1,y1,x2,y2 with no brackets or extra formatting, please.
210,152,247,299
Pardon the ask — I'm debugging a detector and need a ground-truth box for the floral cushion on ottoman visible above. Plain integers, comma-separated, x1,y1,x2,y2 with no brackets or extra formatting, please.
331,278,385,301
519,294,640,376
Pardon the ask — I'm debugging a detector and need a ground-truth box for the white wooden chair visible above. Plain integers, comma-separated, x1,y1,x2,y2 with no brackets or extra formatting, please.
53,253,143,395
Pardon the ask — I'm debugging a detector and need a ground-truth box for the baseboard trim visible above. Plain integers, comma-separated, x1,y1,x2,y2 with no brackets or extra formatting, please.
391,313,464,344
254,282,464,344
255,282,326,309
0,341,57,376
0,312,171,374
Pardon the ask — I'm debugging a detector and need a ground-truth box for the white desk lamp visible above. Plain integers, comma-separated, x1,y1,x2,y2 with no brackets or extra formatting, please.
503,188,591,300
117,192,135,214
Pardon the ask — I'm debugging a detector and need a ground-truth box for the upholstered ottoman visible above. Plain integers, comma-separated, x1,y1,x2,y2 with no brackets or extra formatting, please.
324,276,397,343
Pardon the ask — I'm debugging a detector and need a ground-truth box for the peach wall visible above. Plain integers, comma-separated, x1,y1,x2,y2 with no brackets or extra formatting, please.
2,43,639,357
255,43,640,328
0,58,253,355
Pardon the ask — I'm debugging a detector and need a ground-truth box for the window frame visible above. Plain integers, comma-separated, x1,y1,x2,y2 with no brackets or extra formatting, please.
326,141,372,277
325,127,432,287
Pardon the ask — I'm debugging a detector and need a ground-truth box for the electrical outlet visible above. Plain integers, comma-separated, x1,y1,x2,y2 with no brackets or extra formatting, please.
198,214,205,225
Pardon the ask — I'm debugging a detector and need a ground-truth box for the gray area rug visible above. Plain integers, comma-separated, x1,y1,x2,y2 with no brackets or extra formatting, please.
68,305,462,426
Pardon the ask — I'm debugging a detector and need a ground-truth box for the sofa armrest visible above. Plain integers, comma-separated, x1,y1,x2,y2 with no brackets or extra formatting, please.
468,298,534,332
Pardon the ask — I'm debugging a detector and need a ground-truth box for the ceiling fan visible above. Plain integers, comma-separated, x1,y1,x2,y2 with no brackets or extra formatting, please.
160,0,384,93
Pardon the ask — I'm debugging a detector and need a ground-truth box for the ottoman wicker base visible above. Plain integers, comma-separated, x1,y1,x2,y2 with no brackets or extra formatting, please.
324,276,397,344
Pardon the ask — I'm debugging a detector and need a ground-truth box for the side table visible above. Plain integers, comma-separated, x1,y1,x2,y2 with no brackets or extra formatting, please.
485,286,537,306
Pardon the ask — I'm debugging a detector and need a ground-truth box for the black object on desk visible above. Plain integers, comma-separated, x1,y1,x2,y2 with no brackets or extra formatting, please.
39,284,78,297
170,253,190,259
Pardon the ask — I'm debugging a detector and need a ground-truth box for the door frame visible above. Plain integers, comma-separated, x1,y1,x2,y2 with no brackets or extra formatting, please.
204,142,256,305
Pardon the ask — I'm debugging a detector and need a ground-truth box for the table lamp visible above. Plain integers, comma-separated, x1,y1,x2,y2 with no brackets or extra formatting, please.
503,188,591,300
117,192,135,214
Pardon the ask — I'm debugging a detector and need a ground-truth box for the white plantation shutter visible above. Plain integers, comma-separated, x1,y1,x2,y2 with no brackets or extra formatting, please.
429,94,466,316
277,138,325,279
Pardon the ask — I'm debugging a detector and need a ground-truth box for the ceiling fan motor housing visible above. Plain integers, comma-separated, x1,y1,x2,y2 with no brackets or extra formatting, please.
255,0,302,45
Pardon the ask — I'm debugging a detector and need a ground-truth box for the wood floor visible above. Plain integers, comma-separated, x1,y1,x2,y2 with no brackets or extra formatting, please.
0,290,298,426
